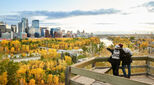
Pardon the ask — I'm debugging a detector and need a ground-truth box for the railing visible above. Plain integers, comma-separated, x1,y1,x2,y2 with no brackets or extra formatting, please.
65,56,154,85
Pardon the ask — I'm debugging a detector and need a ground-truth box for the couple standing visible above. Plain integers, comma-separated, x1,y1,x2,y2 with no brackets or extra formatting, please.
107,44,133,78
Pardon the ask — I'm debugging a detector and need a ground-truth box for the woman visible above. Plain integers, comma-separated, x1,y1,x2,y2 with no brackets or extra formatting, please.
107,45,125,76
119,44,133,78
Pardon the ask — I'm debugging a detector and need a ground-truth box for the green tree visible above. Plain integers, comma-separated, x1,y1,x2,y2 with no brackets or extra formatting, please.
7,61,19,85
0,60,19,85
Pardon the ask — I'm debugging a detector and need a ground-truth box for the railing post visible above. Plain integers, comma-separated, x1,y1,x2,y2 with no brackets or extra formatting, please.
65,66,71,85
146,56,150,76
92,62,95,68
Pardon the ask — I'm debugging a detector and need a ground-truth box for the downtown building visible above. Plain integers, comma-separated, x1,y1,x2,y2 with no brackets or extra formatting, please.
0,23,6,37
18,18,28,39
0,22,16,39
40,27,48,37
50,27,61,38
32,20,40,37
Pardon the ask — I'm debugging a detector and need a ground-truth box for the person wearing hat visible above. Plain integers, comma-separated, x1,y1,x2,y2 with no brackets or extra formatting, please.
119,44,133,78
107,45,125,76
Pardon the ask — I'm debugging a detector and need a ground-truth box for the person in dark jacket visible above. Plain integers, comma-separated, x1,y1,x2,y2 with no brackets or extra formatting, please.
119,44,133,78
107,45,125,76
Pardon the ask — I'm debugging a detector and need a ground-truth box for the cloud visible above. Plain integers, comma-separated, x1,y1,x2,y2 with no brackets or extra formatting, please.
142,22,154,25
142,1,154,12
144,1,154,7
19,8,120,19
128,1,154,12
0,8,120,25
0,15,21,24
96,23,115,25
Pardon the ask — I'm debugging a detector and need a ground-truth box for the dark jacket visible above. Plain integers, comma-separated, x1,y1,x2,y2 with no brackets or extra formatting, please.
107,48,125,63
121,52,132,65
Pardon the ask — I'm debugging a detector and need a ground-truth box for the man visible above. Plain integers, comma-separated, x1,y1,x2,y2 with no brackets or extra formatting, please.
119,44,133,78
107,45,125,76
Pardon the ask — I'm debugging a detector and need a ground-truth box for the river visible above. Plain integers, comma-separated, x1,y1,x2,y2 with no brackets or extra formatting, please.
100,38,113,47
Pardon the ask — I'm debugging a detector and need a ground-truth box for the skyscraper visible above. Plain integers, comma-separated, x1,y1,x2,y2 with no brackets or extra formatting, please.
50,27,60,38
0,25,6,37
32,20,40,35
18,18,28,39
18,22,22,34
41,27,47,37
11,25,17,33
18,18,28,33
22,18,29,33
32,20,39,28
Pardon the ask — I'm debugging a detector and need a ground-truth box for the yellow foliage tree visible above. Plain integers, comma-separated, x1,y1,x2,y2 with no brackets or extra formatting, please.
47,74,53,85
29,79,35,85
40,80,44,85
11,47,15,53
65,56,72,65
0,72,8,85
53,75,59,85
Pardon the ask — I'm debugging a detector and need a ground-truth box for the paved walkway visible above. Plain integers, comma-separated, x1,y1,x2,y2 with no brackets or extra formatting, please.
10,57,41,62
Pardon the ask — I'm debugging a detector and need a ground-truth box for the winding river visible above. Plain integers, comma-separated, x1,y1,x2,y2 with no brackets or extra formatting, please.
100,38,113,47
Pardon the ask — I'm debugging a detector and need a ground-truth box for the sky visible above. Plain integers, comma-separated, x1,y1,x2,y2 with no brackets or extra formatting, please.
0,0,154,34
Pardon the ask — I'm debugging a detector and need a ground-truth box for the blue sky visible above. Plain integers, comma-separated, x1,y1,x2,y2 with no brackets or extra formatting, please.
0,0,154,34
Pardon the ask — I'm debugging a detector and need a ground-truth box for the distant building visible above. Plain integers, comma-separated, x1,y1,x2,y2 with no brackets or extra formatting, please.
0,22,4,25
5,29,11,33
21,18,29,33
18,18,28,32
1,32,13,39
0,25,6,37
19,32,27,39
50,27,60,38
18,18,29,39
76,30,93,38
45,29,50,37
40,27,47,37
32,20,40,35
66,31,71,37
41,28,46,37
5,24,10,29
29,27,36,37
32,20,39,28
23,18,29,33
62,30,66,37
77,30,80,34
18,22,22,34
0,25,6,33
11,25,17,33
1,32,11,39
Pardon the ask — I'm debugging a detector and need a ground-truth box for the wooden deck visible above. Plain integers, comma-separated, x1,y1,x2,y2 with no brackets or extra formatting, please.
71,68,112,85
65,56,154,85
71,68,154,85
130,75,154,85
69,64,113,85
71,74,154,85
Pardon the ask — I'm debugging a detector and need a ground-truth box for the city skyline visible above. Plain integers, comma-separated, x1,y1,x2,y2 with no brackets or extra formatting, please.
0,0,154,34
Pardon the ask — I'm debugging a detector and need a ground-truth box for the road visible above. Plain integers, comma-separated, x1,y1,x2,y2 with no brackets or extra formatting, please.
10,57,41,62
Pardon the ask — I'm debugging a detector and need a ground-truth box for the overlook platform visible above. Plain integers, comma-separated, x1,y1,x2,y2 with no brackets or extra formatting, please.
65,56,154,85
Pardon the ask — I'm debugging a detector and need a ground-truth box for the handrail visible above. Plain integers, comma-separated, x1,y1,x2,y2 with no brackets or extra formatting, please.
70,67,149,85
71,57,95,68
65,56,154,85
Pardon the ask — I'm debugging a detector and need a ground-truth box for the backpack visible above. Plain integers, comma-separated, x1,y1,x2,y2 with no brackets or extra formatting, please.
122,48,133,64
123,48,133,56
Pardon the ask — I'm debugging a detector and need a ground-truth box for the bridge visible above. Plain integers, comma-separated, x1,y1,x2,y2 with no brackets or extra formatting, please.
65,56,154,85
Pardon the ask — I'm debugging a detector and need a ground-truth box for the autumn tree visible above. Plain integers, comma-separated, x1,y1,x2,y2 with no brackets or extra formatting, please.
29,79,35,85
47,74,53,85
